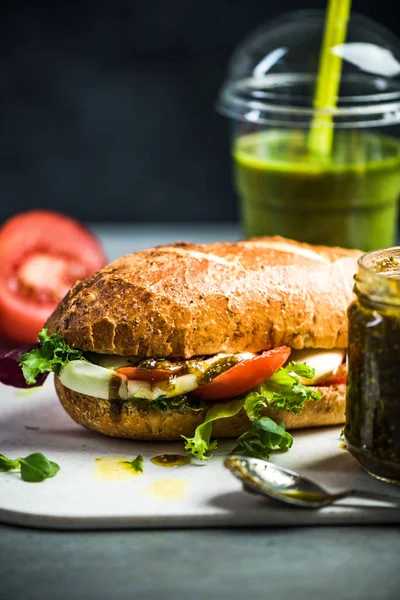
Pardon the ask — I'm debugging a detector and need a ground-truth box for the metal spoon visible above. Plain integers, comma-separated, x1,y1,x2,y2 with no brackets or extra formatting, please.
224,456,400,509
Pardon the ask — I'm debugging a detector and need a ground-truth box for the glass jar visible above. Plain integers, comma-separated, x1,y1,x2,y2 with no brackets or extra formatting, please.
346,247,400,484
217,11,400,251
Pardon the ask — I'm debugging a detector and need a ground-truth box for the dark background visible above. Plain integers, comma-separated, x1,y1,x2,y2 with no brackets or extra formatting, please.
0,0,398,223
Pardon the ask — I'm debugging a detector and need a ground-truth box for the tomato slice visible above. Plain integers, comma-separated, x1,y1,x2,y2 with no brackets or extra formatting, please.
116,366,182,382
0,210,107,344
318,363,347,386
193,346,291,401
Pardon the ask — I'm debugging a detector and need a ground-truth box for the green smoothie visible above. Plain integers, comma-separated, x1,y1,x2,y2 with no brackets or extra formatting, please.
234,130,400,251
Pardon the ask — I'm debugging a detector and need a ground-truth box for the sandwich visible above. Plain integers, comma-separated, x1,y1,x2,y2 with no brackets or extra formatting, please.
0,236,361,459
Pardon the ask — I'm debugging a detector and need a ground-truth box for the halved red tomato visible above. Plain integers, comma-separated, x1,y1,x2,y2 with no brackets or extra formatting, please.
116,366,182,382
0,210,107,344
193,346,291,401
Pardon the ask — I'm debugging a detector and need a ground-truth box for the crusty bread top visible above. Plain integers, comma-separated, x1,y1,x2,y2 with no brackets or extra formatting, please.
46,236,362,357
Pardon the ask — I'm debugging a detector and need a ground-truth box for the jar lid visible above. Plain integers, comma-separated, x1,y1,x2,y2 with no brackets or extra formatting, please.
217,10,400,125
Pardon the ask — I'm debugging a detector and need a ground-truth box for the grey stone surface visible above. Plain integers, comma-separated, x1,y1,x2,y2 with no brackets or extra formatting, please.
1,525,400,600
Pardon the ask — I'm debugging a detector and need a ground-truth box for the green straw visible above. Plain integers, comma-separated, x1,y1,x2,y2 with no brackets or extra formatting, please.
308,0,352,157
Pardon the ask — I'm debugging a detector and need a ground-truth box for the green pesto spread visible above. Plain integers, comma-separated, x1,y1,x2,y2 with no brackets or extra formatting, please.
345,298,400,483
137,357,205,375
196,356,240,385
137,355,240,384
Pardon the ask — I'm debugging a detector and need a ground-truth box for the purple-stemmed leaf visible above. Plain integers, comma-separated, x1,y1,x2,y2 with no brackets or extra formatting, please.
0,344,49,388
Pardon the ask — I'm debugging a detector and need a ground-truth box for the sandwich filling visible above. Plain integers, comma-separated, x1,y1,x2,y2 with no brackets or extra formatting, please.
14,328,346,402
58,347,345,402
0,328,346,460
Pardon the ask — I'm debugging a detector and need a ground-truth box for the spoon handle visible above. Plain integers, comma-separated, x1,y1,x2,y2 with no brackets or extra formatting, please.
344,489,400,506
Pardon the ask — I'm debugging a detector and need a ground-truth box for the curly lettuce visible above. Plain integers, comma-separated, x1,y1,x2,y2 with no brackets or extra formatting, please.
244,361,321,421
183,398,245,460
183,361,321,460
20,328,85,385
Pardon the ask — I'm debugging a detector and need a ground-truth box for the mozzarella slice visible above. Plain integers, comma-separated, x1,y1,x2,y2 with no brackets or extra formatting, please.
59,361,210,401
94,354,141,370
60,348,334,402
127,373,198,401
59,360,115,400
289,349,345,385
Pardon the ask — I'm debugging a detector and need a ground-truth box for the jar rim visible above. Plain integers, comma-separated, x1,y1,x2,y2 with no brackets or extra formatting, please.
355,247,400,307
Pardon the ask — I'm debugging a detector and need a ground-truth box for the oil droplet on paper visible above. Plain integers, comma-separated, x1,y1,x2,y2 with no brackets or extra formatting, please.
94,456,143,482
150,454,190,468
15,388,40,397
141,479,189,500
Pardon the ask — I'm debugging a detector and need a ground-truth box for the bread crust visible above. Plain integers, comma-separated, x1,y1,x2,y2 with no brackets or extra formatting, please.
55,377,345,441
46,236,361,357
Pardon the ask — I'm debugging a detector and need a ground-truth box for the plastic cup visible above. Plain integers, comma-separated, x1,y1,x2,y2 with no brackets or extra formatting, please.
217,11,400,251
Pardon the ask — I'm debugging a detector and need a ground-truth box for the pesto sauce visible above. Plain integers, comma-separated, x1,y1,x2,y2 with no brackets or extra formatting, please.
197,356,241,385
282,490,327,503
137,357,202,374
109,374,122,400
137,355,241,384
345,298,400,483
150,454,190,468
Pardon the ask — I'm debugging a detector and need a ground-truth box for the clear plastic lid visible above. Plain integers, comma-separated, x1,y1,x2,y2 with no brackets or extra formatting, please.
217,10,400,127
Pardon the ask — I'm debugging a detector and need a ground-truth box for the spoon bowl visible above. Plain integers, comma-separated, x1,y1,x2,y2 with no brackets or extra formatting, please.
224,456,400,509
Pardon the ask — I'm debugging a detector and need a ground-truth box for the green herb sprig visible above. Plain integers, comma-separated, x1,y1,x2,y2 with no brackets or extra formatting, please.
123,455,144,473
0,452,60,482
231,417,293,461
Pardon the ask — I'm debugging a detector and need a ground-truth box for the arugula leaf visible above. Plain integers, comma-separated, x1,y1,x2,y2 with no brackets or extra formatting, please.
20,328,85,385
243,361,321,421
231,417,293,460
124,455,144,473
183,398,245,460
0,452,60,482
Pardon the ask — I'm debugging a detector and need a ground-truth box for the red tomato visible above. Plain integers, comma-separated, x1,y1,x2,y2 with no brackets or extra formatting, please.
193,346,291,401
116,366,182,382
318,363,347,386
0,210,107,344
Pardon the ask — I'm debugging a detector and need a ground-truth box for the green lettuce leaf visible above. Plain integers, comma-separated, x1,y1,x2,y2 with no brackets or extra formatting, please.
243,361,321,421
183,361,321,461
182,398,245,460
20,328,85,385
231,417,293,461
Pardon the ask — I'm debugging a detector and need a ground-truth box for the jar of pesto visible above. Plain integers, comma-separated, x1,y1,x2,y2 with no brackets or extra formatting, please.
217,11,400,251
346,248,400,484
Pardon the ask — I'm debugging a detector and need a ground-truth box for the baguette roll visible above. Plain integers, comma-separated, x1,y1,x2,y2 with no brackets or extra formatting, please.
46,236,361,357
46,235,361,438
